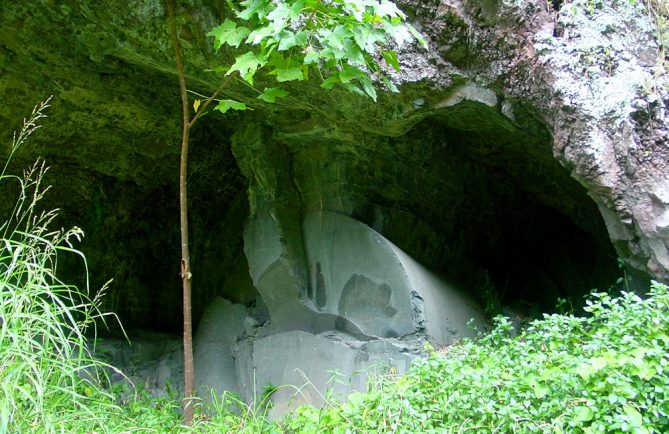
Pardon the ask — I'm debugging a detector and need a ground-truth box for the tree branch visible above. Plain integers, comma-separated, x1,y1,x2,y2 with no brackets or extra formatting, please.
188,72,237,129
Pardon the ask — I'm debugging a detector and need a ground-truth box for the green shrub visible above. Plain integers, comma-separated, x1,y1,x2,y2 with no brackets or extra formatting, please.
281,282,669,433
0,100,118,433
67,282,668,433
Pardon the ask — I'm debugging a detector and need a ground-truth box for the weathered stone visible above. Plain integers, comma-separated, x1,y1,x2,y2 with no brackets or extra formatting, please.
233,330,412,418
93,332,183,397
302,211,485,344
193,297,247,399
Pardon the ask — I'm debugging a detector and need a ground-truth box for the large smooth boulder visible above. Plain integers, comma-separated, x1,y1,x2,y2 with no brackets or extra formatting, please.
302,211,485,345
188,211,485,414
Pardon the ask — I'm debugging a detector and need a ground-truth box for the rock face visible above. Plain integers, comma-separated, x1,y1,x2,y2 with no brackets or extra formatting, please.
236,331,412,418
94,332,184,397
1,0,668,412
196,211,483,412
539,1,669,280
300,211,484,343
245,210,486,341
193,297,247,399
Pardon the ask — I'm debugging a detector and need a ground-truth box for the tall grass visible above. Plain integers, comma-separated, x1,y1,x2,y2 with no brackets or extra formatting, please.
0,99,119,433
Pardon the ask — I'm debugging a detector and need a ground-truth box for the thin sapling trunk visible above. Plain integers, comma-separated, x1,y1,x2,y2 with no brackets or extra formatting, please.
166,0,235,425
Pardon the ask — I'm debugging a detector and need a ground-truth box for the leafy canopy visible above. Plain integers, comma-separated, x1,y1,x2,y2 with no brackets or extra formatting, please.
207,0,426,110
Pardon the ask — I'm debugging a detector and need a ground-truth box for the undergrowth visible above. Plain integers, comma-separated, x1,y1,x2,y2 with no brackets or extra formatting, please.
0,100,119,433
44,282,669,434
281,282,669,434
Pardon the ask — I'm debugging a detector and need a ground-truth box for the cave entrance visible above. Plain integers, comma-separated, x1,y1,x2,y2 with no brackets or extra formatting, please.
86,99,621,335
351,102,620,319
70,116,250,336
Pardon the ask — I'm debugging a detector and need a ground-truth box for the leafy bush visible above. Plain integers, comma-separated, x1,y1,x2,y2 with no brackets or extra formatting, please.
0,100,118,432
281,282,669,433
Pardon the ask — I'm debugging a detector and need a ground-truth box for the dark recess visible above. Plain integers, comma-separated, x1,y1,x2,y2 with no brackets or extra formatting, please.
355,119,620,318
47,117,249,336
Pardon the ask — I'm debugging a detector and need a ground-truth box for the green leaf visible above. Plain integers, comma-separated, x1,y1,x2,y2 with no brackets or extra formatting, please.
318,47,336,63
573,406,595,423
381,75,399,93
339,65,363,83
591,356,607,371
343,82,365,97
320,25,351,52
238,0,270,20
321,75,340,90
376,1,405,18
532,382,549,399
208,19,250,49
352,24,382,53
276,66,304,82
303,50,320,64
267,52,304,81
215,99,247,114
385,22,412,46
382,49,400,71
341,39,366,65
267,1,301,23
247,26,274,45
407,23,428,48
347,392,365,406
631,359,656,380
257,87,289,103
277,31,308,51
623,404,643,427
290,0,305,18
577,356,607,379
361,76,377,101
228,51,265,84
267,3,291,32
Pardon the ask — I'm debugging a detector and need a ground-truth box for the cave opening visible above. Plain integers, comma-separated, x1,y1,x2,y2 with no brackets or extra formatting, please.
78,100,623,337
351,107,621,319
65,115,251,337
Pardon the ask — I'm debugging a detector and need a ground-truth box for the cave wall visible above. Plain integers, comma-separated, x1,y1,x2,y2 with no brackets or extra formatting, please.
0,0,666,337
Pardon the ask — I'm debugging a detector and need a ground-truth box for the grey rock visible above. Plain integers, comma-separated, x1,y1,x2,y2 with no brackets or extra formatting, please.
303,211,485,345
233,330,412,419
93,332,183,398
194,297,247,400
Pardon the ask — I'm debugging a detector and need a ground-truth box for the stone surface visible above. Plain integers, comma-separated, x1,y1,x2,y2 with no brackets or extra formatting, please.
242,208,486,340
93,332,183,397
388,242,485,345
234,330,412,418
193,297,247,399
538,0,669,280
302,211,485,344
